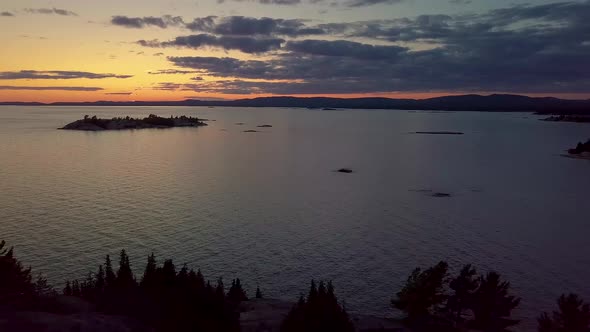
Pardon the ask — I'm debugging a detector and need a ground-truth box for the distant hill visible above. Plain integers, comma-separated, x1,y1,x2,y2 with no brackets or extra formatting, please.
2,94,589,114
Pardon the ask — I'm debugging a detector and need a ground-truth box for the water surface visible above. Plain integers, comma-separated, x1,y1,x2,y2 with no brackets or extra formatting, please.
1,106,589,330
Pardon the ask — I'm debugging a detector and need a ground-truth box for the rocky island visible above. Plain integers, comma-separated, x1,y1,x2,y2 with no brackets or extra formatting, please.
541,115,590,123
60,114,207,131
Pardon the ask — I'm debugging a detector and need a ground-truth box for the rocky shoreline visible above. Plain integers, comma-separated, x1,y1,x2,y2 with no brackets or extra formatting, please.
60,114,207,131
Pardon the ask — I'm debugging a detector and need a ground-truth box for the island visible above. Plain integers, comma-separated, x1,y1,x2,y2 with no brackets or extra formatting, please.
60,114,207,131
541,115,590,123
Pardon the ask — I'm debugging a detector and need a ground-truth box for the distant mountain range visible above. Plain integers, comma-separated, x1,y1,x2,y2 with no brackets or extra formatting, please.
2,94,589,114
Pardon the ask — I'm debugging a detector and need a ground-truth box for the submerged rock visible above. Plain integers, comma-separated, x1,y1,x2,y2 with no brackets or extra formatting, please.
336,168,354,173
415,131,464,135
432,192,452,197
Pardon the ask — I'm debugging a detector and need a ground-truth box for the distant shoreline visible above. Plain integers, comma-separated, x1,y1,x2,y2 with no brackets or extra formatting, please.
2,94,590,114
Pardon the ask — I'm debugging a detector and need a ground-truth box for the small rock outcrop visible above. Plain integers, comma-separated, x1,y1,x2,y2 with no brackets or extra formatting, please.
541,115,590,123
415,131,464,135
336,168,354,173
60,114,207,131
257,125,273,128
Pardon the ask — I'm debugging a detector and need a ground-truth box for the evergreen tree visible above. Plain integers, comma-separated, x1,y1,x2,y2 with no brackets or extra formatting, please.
471,271,520,331
447,264,479,324
216,277,225,300
160,259,176,288
392,261,449,321
34,274,54,297
0,240,35,304
105,255,116,288
116,249,136,289
256,286,263,299
95,265,105,293
281,280,354,332
141,253,158,290
63,280,72,296
538,293,590,332
227,278,248,303
72,280,81,297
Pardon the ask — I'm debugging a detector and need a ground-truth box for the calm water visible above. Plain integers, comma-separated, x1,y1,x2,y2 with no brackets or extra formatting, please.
1,106,589,329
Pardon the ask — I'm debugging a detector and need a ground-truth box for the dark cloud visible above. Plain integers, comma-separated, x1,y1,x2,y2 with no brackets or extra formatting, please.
186,16,326,37
217,0,404,6
0,70,133,80
285,39,406,60
1,11,14,16
344,0,404,7
140,34,285,53
0,86,103,91
136,1,590,95
24,8,77,16
111,15,184,29
191,77,204,81
153,52,165,56
147,69,202,75
105,92,133,95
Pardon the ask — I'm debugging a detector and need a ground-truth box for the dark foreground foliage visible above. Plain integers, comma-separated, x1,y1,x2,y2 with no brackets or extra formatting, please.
538,294,590,332
392,261,521,331
3,239,590,332
281,280,354,332
63,250,242,332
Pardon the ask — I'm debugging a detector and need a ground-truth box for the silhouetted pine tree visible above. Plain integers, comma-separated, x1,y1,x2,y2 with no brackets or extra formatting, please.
72,280,81,297
392,261,449,321
538,293,590,332
216,277,225,300
281,280,354,332
63,280,72,296
159,259,176,289
256,286,263,299
105,254,116,288
227,278,248,303
470,271,520,331
0,240,35,305
95,265,105,293
447,264,479,324
140,253,157,290
34,274,54,297
116,249,136,290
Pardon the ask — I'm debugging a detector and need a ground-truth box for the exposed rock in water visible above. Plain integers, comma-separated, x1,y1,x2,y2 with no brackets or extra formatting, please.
257,124,273,128
541,115,590,123
336,168,354,173
243,130,259,133
235,122,245,125
415,131,464,135
432,192,452,197
60,114,207,131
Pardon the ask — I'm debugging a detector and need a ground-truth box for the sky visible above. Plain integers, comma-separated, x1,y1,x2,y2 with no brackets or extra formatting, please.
0,0,589,102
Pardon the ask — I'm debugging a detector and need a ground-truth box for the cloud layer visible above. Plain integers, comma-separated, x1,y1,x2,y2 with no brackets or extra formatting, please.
141,1,590,95
0,70,133,80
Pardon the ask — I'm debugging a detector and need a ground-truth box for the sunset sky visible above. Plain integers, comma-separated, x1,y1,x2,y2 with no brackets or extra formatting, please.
1,0,589,102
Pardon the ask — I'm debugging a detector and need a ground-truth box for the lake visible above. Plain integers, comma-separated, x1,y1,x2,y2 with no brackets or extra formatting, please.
1,106,589,330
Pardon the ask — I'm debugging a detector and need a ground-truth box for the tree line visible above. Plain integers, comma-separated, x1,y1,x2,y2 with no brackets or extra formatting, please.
1,240,589,331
